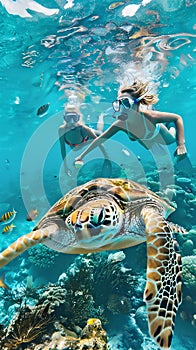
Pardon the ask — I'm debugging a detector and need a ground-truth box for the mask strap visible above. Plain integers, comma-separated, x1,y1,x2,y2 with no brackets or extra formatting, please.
134,90,149,103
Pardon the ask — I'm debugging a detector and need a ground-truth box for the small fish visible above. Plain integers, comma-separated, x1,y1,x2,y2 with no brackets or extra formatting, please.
0,209,17,224
2,223,16,234
109,2,124,10
122,149,130,156
0,273,10,289
26,209,38,221
36,103,50,117
88,15,99,21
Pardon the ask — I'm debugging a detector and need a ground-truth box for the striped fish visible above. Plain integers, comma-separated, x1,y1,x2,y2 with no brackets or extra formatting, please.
2,224,16,234
36,103,50,117
0,209,17,224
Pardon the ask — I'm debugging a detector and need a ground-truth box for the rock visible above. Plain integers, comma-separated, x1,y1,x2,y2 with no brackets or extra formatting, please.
182,239,194,255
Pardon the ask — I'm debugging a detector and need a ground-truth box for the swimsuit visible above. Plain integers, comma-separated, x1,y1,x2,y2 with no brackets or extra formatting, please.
64,126,89,147
126,112,161,141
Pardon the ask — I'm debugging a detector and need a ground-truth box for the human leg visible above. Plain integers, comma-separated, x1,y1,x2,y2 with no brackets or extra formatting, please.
96,113,104,135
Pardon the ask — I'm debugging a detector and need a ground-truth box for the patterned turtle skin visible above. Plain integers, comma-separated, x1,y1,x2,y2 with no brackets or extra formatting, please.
0,178,187,349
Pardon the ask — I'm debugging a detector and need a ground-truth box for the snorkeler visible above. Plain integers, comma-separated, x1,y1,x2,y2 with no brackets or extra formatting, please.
59,104,109,176
75,80,187,166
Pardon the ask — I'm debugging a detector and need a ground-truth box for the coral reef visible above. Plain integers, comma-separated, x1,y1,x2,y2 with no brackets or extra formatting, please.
145,165,196,229
176,229,196,257
0,275,40,328
176,177,192,189
92,251,135,304
44,251,137,329
0,317,107,350
0,251,137,349
180,255,196,327
30,318,107,350
107,334,125,350
0,304,53,349
124,313,144,349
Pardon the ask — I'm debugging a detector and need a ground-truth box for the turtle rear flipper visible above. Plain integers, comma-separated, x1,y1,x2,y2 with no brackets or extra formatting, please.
142,208,182,349
0,225,56,268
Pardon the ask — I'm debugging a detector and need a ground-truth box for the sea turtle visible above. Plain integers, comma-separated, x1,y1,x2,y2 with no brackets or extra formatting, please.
0,178,187,349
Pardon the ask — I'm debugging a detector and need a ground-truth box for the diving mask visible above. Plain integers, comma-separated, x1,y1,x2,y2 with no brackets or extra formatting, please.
112,91,149,112
64,113,80,123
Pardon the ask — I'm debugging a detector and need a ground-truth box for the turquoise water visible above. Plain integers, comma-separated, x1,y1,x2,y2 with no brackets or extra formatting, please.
0,0,196,349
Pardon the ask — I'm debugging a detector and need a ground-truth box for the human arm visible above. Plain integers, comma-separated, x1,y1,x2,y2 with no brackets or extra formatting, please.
58,126,71,176
82,125,110,159
146,110,187,158
75,122,120,163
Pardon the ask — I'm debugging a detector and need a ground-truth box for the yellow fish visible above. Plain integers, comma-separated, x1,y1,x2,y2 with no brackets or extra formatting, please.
109,2,124,10
2,224,16,234
26,209,38,221
0,209,17,224
0,273,10,289
36,103,50,117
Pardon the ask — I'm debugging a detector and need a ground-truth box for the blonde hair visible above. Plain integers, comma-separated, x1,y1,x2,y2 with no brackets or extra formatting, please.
119,80,159,105
64,104,80,114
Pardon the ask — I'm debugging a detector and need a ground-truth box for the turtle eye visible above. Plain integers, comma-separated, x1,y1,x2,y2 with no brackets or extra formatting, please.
91,208,105,227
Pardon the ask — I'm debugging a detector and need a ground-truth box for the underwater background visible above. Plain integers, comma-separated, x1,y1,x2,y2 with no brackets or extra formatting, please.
0,0,196,349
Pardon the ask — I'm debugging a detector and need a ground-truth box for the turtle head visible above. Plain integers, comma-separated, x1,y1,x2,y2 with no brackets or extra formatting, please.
65,198,123,247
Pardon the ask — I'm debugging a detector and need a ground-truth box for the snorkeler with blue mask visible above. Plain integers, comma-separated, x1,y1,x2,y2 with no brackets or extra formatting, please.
75,79,187,167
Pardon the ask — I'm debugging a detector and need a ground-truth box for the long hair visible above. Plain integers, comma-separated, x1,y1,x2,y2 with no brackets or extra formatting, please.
64,104,80,114
119,80,159,105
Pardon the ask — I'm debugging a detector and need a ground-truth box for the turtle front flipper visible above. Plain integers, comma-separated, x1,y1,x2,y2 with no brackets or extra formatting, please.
142,207,182,349
167,222,187,235
0,227,55,268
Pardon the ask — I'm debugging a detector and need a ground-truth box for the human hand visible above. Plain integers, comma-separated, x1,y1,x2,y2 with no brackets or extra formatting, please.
74,157,84,168
174,144,187,161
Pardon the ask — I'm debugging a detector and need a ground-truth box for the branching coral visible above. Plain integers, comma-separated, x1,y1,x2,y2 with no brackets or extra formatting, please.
2,276,40,325
31,251,137,331
33,258,96,327
58,256,96,327
107,294,132,314
55,251,137,327
92,251,135,303
0,304,53,349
